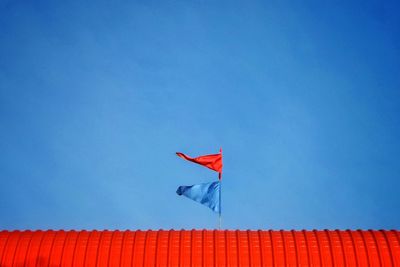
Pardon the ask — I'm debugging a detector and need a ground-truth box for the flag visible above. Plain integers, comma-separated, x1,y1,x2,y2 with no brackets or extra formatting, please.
176,181,220,213
176,151,222,175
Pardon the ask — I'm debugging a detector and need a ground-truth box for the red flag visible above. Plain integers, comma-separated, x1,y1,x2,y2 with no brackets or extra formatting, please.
176,150,223,176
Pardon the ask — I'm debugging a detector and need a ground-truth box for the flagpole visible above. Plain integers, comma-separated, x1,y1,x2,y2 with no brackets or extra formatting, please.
218,148,222,230
219,178,221,230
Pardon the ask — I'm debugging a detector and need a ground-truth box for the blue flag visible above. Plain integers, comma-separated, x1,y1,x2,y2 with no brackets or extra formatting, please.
176,181,220,213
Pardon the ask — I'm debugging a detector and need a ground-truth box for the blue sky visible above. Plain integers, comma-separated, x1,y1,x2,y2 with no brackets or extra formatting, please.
1,0,399,230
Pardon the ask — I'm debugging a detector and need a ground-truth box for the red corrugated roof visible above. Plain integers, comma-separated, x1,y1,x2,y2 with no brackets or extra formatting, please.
0,230,399,266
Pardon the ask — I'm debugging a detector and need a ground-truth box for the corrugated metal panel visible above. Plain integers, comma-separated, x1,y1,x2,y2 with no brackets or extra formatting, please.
0,229,399,266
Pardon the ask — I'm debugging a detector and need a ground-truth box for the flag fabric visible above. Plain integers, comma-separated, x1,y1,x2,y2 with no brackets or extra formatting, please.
176,151,222,174
176,181,220,213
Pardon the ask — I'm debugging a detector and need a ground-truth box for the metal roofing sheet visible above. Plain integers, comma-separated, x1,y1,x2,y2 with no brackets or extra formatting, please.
0,230,399,266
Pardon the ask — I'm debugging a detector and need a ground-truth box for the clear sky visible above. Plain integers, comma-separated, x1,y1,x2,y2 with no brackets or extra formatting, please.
1,0,399,230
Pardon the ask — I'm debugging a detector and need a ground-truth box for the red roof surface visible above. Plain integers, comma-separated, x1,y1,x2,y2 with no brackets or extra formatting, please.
0,230,399,266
